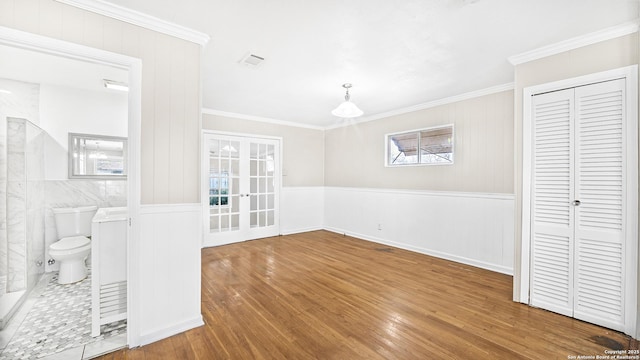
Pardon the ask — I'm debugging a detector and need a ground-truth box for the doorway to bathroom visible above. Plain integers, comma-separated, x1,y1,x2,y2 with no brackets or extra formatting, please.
202,132,281,247
0,27,142,359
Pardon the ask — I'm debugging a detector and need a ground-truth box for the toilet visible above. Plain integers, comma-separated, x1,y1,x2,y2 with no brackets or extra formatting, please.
50,206,98,284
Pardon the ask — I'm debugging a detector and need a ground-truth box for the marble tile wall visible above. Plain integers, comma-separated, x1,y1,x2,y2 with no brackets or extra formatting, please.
6,118,45,293
0,79,40,297
7,119,27,292
44,180,127,272
25,122,45,290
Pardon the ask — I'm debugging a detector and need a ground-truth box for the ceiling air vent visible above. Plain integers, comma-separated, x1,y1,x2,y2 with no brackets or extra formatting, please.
239,53,265,67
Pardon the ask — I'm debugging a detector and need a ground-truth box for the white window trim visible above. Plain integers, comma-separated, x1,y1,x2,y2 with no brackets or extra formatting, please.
384,124,455,167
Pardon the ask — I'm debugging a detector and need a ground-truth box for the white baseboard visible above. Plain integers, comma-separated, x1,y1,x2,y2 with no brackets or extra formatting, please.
138,315,204,346
324,227,513,275
281,226,324,236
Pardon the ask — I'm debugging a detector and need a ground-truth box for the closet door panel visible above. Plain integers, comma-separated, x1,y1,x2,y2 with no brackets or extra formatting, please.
530,88,575,317
574,78,626,331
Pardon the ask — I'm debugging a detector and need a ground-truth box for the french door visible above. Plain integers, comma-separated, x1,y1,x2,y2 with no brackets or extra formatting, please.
202,133,280,247
529,77,635,332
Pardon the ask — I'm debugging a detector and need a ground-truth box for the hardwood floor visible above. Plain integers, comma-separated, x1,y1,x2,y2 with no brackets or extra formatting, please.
97,230,637,359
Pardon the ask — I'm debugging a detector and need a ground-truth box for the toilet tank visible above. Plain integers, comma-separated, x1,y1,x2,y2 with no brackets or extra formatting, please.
53,206,98,238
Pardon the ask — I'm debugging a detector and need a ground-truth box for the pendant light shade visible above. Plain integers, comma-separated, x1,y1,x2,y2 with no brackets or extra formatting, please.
332,83,363,118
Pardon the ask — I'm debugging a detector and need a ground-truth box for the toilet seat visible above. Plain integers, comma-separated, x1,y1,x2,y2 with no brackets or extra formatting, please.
51,236,90,251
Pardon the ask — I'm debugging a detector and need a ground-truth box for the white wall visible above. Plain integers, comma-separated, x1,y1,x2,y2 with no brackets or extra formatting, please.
324,90,514,193
138,203,203,345
39,84,128,180
324,187,515,275
280,187,324,235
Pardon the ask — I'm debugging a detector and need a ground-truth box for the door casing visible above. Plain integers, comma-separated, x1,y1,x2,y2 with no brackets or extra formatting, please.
201,130,283,247
520,65,638,336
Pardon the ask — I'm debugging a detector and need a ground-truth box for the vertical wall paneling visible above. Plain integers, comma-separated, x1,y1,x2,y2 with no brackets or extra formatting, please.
139,28,156,204
324,187,515,275
280,187,325,235
324,90,514,194
139,204,203,345
102,16,123,54
38,0,63,39
13,0,38,34
152,34,172,204
169,38,186,203
184,44,201,202
0,1,12,28
60,3,84,45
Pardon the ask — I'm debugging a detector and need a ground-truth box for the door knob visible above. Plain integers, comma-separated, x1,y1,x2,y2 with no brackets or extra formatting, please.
572,200,581,206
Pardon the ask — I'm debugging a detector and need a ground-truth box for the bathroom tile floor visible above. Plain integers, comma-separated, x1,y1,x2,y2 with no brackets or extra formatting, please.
0,270,126,360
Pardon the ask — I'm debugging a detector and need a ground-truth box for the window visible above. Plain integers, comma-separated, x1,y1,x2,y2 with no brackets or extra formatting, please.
386,125,454,166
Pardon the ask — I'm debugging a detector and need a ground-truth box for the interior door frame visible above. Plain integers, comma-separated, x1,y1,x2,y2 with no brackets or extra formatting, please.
0,26,142,346
520,65,638,336
201,130,283,248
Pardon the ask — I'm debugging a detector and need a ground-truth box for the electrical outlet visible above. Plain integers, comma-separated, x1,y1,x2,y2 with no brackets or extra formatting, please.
377,223,382,230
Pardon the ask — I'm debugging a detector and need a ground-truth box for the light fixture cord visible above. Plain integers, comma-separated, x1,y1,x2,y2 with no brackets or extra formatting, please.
344,88,351,102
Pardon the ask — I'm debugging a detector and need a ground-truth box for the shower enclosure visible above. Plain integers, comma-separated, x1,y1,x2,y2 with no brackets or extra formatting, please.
0,117,45,329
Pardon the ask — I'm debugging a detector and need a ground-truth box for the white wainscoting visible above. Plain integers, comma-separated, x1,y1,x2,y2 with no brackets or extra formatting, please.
280,187,325,235
324,187,515,275
137,203,203,346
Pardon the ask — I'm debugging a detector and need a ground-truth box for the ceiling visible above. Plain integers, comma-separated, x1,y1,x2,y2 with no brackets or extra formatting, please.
104,0,637,127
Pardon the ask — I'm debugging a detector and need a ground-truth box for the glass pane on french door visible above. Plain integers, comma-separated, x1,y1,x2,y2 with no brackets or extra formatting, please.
208,138,241,234
249,142,276,229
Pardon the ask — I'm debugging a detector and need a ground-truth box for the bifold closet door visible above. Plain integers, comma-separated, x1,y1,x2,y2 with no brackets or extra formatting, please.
573,79,627,330
530,78,628,332
530,88,575,317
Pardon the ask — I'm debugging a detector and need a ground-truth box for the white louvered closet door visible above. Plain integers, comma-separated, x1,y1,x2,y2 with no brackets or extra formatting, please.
573,79,626,331
530,88,575,317
530,78,628,332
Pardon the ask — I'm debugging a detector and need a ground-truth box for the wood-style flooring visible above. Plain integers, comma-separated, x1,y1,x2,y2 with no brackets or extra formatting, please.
97,230,637,359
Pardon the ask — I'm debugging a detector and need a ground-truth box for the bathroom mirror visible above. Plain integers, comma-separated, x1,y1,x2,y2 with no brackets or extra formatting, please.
68,133,127,179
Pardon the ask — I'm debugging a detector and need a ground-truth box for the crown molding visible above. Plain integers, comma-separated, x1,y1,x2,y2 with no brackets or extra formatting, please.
325,83,515,130
508,19,639,65
202,108,326,131
204,83,514,131
54,0,210,46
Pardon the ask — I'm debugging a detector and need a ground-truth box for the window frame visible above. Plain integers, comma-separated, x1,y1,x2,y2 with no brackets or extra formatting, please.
384,124,455,167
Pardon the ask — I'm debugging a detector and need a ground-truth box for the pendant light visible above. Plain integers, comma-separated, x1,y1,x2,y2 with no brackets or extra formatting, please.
331,83,363,118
